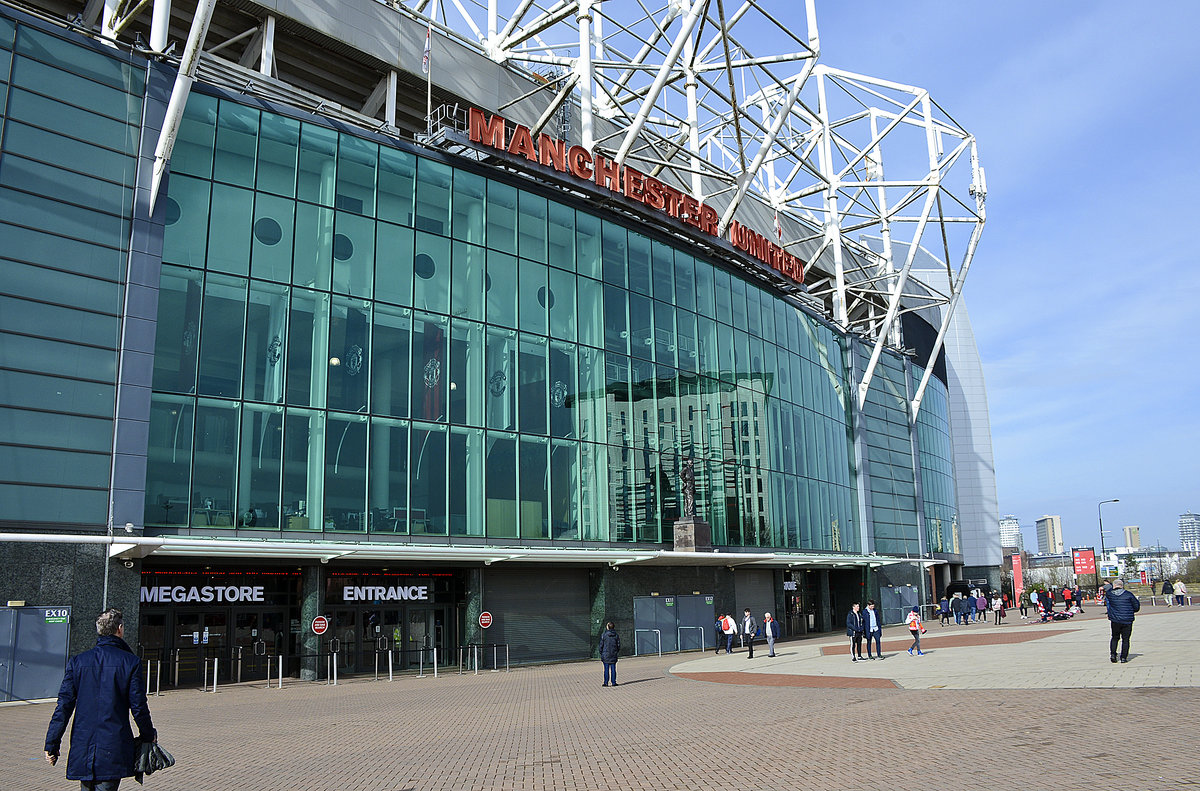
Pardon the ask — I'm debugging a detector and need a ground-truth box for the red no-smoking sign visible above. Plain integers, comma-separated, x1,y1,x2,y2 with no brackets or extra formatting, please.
479,611,493,629
312,615,329,635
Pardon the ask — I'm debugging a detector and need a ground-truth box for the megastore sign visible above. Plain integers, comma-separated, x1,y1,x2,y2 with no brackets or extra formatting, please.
141,585,265,603
467,108,806,287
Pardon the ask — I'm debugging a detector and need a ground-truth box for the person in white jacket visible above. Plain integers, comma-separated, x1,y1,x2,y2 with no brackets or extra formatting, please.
1173,580,1189,606
904,607,925,656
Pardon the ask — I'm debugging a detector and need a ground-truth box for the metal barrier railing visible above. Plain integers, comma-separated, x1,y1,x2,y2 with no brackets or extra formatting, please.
201,656,219,693
634,628,661,657
485,643,509,672
264,653,284,689
677,626,704,652
144,657,162,696
458,643,480,675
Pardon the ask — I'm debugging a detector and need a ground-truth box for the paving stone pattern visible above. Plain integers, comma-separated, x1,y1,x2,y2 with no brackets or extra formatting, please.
4,606,1198,790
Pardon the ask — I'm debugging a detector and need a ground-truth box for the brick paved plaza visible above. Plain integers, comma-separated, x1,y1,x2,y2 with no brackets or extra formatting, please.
6,606,1198,791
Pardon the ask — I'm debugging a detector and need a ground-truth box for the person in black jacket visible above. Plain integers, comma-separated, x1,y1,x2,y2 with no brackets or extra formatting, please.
45,608,156,790
846,603,865,661
1161,579,1173,607
599,622,620,686
1105,579,1141,663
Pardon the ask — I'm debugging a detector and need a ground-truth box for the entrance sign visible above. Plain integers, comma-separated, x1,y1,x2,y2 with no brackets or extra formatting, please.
342,585,429,602
312,615,329,635
141,585,265,603
479,611,492,629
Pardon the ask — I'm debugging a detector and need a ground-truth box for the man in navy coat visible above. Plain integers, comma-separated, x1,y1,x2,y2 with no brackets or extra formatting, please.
45,608,156,790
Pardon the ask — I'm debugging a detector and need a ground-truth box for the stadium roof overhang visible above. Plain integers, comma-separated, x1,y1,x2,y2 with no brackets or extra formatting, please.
0,533,944,569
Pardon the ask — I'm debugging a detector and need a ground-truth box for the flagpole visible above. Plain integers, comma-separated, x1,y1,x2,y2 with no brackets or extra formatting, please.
424,1,437,132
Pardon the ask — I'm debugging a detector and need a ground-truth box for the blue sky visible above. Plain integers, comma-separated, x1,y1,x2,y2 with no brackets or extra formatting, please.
808,2,1200,551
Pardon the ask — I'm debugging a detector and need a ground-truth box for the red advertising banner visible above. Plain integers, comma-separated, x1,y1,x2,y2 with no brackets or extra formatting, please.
1011,554,1023,594
1072,549,1096,575
1140,570,1148,585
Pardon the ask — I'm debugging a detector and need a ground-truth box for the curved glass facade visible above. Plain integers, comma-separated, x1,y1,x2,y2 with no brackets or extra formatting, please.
914,366,959,554
145,91,860,550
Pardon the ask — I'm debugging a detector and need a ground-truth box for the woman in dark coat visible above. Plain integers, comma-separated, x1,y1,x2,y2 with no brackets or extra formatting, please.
599,622,621,687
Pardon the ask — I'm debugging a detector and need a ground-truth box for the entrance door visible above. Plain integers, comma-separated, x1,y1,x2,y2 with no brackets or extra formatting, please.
357,609,401,675
405,607,447,669
173,611,229,683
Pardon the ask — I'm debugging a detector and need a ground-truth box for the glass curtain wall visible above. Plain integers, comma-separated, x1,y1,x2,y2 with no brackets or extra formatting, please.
913,366,959,554
146,90,861,551
860,348,920,555
0,18,144,525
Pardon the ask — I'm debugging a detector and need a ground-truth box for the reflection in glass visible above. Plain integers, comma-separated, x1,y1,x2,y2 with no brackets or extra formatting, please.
197,274,246,398
411,312,448,422
409,422,447,534
369,417,408,533
449,319,484,426
519,436,549,539
243,280,289,403
144,395,193,526
449,427,483,536
238,404,282,527
193,399,239,527
324,413,367,531
282,407,323,530
486,432,517,537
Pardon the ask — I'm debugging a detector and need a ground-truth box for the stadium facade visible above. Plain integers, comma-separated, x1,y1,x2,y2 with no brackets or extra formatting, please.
0,0,996,678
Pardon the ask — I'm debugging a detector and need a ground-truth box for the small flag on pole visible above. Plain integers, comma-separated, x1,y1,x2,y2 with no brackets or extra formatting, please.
422,24,432,74
773,209,783,240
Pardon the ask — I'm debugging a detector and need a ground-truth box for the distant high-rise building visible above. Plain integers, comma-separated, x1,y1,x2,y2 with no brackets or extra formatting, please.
1036,515,1064,555
1181,512,1200,554
999,515,1023,550
1122,525,1141,548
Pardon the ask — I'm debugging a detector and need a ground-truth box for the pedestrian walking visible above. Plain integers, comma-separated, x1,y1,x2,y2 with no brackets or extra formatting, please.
938,595,951,627
991,593,1003,625
864,600,884,659
1161,579,1173,607
1105,579,1141,663
763,612,780,657
1062,585,1074,611
741,608,758,659
846,602,865,661
904,606,926,655
714,616,724,653
1074,585,1084,613
966,593,978,623
976,592,988,621
951,593,965,625
720,612,737,654
44,608,157,790
1173,580,1189,606
1019,589,1030,619
599,621,620,686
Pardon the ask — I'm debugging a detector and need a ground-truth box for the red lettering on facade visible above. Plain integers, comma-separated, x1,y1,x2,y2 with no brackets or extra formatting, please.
623,166,646,202
538,134,566,172
660,184,682,218
593,154,621,193
466,108,807,288
507,124,538,163
468,107,506,149
680,195,700,228
568,145,593,180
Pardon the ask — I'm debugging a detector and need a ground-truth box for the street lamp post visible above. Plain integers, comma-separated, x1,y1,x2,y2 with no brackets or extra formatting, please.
1098,498,1119,589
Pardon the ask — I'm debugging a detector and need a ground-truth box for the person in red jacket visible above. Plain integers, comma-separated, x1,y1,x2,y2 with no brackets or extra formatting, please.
1062,586,1074,610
